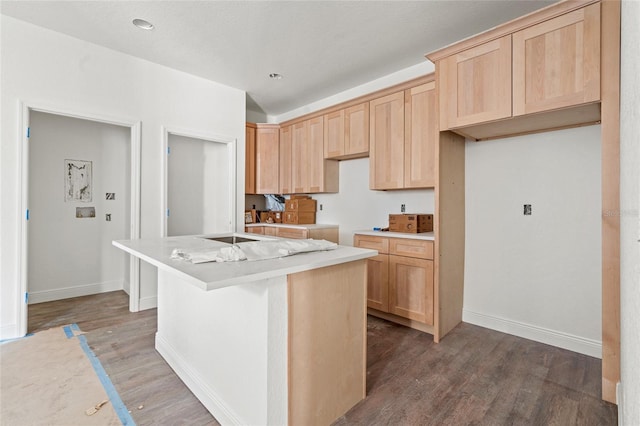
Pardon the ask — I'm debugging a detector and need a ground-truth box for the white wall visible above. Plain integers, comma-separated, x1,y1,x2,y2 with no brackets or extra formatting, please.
464,125,602,357
28,111,130,303
0,16,245,338
168,134,232,237
314,158,434,245
619,0,640,422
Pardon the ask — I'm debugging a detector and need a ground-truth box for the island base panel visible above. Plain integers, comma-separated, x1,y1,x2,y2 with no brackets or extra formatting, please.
288,260,367,425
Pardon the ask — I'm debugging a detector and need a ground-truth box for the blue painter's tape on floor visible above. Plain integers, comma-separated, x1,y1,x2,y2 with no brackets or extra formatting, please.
63,325,74,339
73,327,137,426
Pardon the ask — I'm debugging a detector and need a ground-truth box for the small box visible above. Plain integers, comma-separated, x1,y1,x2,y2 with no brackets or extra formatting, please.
388,214,433,233
283,211,316,224
290,195,311,200
285,198,317,212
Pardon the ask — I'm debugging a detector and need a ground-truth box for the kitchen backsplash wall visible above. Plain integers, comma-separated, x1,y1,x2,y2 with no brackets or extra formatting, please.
313,158,434,245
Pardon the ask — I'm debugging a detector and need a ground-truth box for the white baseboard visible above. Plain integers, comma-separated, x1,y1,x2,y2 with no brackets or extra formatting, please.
138,296,157,311
617,382,623,425
462,309,602,358
28,280,124,304
155,333,243,425
0,324,20,341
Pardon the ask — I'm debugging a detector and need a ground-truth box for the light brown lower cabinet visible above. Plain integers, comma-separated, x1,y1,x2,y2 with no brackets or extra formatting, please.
354,234,434,329
246,225,339,243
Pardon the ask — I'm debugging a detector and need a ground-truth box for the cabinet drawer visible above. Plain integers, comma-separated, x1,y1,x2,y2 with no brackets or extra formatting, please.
264,227,277,236
389,238,433,259
246,226,264,235
353,235,389,254
277,227,308,239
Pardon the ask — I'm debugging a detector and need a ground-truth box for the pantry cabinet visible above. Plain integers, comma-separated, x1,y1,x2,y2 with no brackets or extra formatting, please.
429,2,601,140
324,103,370,160
354,234,434,327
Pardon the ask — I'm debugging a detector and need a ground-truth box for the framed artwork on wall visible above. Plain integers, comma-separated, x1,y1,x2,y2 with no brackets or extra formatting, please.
64,159,92,202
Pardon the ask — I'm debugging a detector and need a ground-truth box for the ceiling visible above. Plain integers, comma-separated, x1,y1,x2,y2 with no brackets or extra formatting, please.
1,1,556,118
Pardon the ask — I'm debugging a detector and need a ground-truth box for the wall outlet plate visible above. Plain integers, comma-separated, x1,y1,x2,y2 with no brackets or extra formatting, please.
524,204,532,215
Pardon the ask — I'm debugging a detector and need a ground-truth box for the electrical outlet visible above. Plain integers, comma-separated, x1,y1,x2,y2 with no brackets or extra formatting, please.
106,214,112,221
401,204,406,213
524,204,532,215
320,204,323,211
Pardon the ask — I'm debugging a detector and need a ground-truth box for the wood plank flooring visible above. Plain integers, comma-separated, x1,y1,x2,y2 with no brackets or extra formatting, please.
27,291,617,425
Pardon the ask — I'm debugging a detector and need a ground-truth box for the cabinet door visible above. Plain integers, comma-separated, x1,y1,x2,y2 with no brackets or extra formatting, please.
366,254,389,312
245,124,256,194
344,102,369,158
246,226,264,235
438,35,512,129
308,116,325,193
404,82,436,188
324,110,345,159
279,126,292,194
369,91,405,190
292,121,309,193
276,227,308,239
255,126,280,194
389,255,434,324
512,3,600,116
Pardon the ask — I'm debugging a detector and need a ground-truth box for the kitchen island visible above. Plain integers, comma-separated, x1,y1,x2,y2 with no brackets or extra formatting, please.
113,233,377,426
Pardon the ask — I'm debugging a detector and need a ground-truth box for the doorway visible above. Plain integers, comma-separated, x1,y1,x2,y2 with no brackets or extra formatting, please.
18,103,141,336
161,128,236,237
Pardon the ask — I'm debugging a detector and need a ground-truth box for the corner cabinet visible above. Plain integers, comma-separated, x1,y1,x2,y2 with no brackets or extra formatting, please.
354,234,435,331
429,1,601,140
245,123,257,194
369,81,437,190
245,123,280,195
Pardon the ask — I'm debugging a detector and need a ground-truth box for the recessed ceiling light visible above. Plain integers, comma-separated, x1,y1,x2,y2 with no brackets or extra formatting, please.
269,73,283,80
132,19,154,30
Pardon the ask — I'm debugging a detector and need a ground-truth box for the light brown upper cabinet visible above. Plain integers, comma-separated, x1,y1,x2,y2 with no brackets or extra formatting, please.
428,1,601,141
245,123,257,194
324,103,370,160
369,91,405,190
370,82,437,190
512,3,600,116
437,36,512,130
279,125,292,194
255,124,280,194
405,82,437,188
291,117,339,193
245,123,280,195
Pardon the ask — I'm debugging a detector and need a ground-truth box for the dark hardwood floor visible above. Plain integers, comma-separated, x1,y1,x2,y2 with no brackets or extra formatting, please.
28,291,617,426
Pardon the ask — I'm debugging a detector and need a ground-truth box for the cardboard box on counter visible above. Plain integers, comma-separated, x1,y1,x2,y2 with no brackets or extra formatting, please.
389,214,433,233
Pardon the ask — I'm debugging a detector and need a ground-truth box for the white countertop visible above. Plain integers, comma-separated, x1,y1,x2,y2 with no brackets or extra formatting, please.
245,223,338,230
353,230,435,241
113,233,376,291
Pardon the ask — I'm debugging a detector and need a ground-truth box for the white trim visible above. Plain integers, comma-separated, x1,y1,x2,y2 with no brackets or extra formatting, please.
138,296,158,311
160,126,237,237
17,100,142,334
617,381,623,424
156,333,244,426
462,309,602,358
28,280,124,305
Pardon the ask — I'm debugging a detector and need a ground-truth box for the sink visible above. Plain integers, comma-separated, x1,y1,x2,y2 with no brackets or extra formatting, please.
204,236,261,244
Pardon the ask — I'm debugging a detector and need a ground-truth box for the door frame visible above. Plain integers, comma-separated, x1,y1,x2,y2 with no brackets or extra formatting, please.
160,126,237,237
18,100,142,336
